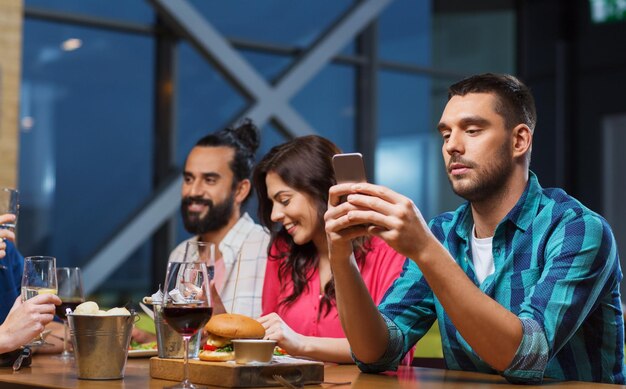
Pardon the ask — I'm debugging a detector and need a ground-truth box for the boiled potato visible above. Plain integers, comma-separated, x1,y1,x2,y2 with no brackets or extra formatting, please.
73,301,99,315
106,307,131,316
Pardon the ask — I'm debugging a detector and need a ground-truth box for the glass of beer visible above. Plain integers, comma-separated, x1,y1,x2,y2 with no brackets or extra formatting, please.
21,256,57,347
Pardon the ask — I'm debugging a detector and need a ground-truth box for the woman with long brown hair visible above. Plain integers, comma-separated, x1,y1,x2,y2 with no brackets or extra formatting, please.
254,135,412,363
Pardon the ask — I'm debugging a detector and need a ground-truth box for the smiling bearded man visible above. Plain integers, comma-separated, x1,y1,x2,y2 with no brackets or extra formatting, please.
171,120,269,318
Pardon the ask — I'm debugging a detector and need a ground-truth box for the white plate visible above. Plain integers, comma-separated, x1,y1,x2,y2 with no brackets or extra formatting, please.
128,349,158,358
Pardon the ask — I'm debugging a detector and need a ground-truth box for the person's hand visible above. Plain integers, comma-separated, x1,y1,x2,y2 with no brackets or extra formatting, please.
325,183,370,264
329,182,433,259
257,313,305,356
0,294,61,353
0,214,16,260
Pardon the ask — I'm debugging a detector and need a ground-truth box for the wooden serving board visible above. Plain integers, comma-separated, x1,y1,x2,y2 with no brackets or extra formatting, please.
150,356,324,387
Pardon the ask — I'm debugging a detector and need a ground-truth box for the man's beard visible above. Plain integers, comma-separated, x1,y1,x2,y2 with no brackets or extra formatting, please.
181,192,235,235
447,141,513,203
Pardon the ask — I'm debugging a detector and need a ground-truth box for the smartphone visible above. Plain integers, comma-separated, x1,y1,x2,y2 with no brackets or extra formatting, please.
332,153,367,205
332,153,367,184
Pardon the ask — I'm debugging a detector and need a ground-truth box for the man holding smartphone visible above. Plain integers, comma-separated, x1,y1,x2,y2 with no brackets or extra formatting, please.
325,73,624,384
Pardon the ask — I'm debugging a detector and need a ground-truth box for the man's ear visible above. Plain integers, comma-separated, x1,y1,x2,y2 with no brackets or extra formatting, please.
234,179,251,204
511,124,532,159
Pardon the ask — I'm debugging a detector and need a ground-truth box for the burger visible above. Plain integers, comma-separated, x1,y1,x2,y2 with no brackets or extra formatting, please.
199,313,265,362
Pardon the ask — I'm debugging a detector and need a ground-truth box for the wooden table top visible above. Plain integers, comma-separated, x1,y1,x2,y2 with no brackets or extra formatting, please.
1,354,624,388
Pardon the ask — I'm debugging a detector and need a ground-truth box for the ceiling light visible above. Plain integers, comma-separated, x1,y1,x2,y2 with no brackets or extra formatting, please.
21,116,35,132
61,38,82,51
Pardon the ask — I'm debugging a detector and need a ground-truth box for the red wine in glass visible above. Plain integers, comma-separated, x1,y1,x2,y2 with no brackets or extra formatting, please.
55,299,85,320
55,267,84,360
162,305,213,337
163,259,212,389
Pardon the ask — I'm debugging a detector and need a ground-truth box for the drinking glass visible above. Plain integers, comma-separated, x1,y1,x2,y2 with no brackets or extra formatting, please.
54,267,85,360
0,188,19,270
162,260,212,389
183,241,215,280
0,188,19,231
21,256,57,347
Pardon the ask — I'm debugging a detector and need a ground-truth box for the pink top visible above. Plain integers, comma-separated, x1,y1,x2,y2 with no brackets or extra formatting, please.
262,237,407,338
214,258,226,292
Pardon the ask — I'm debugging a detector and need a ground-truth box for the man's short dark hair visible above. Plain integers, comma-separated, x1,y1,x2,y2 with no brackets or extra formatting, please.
448,73,537,133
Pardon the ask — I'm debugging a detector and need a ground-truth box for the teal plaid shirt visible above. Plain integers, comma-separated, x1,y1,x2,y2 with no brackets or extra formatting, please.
356,172,625,384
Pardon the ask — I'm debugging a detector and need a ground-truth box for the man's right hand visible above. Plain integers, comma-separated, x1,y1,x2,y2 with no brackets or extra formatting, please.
0,294,61,354
324,183,393,364
325,183,369,265
327,182,434,261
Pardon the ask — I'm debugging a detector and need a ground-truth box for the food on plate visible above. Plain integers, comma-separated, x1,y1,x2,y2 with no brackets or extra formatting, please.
273,346,288,356
199,313,265,362
129,340,157,351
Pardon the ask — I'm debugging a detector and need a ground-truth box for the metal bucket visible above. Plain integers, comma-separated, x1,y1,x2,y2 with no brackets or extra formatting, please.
154,304,201,359
68,313,136,380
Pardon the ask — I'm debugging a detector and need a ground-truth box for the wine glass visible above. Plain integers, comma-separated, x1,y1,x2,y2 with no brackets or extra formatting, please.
54,267,85,360
162,260,212,389
183,241,215,280
0,188,19,270
21,256,57,347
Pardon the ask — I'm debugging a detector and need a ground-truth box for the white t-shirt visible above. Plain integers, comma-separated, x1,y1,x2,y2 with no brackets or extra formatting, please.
470,225,495,284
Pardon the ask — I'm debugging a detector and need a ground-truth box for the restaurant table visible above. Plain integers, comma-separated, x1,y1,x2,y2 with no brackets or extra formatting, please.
1,354,624,388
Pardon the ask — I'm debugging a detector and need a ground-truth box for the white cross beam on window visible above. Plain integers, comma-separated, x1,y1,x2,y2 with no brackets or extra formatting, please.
82,0,393,292
152,0,392,136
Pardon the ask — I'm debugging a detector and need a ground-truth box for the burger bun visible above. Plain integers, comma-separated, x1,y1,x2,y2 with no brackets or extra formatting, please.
204,313,265,339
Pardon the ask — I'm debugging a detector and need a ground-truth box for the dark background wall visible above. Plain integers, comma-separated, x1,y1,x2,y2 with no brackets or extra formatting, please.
518,0,626,212
518,0,626,297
